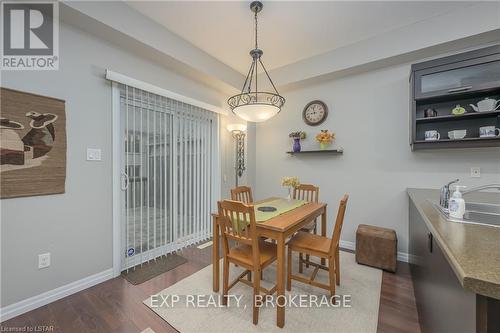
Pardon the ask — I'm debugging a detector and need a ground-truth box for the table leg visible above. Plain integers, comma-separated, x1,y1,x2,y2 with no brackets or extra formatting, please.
321,208,327,265
212,215,220,292
276,233,286,328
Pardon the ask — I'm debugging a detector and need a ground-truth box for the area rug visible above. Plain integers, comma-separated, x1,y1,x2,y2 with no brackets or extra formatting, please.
144,252,381,333
140,328,156,333
122,254,187,285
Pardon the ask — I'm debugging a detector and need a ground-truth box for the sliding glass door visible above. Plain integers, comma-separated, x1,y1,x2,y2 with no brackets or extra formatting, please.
118,85,217,271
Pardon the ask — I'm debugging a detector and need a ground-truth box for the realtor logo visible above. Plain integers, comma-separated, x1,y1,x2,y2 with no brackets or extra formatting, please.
1,1,59,70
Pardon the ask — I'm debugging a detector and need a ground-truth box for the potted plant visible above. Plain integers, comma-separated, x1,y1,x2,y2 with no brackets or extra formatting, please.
289,131,306,152
281,176,300,201
315,130,335,150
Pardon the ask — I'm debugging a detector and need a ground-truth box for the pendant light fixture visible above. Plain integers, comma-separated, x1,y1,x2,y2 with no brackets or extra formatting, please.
228,1,285,122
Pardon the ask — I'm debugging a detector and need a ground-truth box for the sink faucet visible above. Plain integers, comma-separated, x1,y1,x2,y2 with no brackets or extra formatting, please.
463,184,500,195
440,179,459,209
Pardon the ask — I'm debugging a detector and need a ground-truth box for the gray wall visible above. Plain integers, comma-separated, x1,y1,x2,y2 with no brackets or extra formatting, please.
0,21,228,307
255,62,500,254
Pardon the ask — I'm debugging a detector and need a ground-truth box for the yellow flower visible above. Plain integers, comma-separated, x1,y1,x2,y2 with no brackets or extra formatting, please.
315,130,335,144
281,176,300,188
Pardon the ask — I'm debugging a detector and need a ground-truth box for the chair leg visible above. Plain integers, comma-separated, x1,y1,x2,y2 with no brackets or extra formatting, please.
305,254,310,268
287,247,292,291
328,256,335,299
222,258,230,306
299,253,304,274
335,246,340,286
253,269,261,325
247,270,252,282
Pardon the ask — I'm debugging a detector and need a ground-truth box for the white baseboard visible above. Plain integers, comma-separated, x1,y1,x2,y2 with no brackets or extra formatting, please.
339,240,409,263
0,268,113,322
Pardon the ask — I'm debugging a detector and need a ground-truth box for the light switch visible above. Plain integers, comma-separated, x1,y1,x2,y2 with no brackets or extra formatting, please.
470,167,481,178
38,253,50,269
87,148,102,161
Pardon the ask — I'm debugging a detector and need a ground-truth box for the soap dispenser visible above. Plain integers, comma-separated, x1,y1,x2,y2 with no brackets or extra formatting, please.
449,185,466,219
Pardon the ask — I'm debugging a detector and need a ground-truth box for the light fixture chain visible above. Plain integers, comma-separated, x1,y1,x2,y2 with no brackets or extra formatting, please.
254,10,258,49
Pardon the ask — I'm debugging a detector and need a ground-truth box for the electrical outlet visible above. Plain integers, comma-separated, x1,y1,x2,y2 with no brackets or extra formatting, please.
86,148,102,161
38,253,50,269
471,167,481,178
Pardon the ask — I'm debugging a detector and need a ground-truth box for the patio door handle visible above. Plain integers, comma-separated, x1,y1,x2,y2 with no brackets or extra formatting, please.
121,172,129,190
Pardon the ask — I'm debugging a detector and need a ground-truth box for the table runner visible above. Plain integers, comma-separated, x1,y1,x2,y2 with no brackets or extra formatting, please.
254,198,306,222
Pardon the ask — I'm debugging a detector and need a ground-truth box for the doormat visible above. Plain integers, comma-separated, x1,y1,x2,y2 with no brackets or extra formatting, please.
140,328,156,333
122,254,187,285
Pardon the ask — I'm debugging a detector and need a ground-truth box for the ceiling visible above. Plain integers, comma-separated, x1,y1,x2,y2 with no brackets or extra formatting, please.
126,1,476,75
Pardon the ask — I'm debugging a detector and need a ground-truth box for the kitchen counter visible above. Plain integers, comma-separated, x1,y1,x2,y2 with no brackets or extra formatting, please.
407,188,500,300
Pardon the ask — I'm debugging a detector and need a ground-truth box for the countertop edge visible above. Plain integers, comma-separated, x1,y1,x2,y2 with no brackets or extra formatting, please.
407,188,500,300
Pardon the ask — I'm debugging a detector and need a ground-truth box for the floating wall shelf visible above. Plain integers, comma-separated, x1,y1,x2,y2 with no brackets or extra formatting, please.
286,149,343,155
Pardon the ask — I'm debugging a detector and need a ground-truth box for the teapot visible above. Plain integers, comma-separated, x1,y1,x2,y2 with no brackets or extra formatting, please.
470,98,500,112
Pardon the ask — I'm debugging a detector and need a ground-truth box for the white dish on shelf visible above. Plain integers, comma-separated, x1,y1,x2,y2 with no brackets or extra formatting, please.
448,130,466,140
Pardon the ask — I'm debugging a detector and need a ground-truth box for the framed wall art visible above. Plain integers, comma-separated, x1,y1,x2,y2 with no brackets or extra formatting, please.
0,88,66,199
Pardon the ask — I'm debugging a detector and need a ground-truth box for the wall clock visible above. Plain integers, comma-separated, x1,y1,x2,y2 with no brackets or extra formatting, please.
302,100,328,126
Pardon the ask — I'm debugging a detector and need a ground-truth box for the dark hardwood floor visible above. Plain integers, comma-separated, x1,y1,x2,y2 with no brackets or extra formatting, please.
378,263,421,333
1,244,420,333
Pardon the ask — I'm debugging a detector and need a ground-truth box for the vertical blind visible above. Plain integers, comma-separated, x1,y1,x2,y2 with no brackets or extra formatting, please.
119,84,218,270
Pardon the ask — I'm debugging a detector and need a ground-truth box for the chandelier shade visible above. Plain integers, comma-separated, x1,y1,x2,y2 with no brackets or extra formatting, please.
228,1,285,122
228,92,284,122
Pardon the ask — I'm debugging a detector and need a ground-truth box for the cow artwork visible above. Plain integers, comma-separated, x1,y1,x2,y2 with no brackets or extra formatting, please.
0,88,66,199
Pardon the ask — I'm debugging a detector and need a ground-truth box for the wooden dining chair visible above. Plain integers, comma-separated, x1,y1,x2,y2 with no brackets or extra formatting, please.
292,184,320,268
218,200,277,325
286,194,349,298
293,184,319,233
231,186,253,204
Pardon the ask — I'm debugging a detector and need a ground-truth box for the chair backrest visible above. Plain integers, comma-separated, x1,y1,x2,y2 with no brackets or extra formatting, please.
218,199,258,249
330,194,349,255
293,184,319,203
231,186,253,204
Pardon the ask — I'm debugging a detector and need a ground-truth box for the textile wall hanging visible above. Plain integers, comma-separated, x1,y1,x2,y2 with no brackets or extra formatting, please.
0,88,66,199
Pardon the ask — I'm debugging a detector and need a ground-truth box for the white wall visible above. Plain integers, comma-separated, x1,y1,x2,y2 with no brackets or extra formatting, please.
0,19,232,308
255,61,500,254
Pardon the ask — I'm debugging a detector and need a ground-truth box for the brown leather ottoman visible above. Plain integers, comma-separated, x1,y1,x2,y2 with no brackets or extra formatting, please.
356,224,397,272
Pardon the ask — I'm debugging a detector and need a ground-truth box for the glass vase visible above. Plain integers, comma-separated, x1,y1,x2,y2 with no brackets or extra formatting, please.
319,142,330,150
292,138,301,152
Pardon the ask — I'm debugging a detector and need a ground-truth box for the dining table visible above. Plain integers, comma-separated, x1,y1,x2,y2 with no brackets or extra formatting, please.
211,197,328,328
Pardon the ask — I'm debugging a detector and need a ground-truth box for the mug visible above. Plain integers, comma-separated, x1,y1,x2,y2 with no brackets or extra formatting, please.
479,126,500,138
424,108,438,118
425,130,440,141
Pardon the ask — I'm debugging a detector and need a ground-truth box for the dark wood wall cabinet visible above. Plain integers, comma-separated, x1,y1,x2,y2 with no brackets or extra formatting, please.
410,45,500,150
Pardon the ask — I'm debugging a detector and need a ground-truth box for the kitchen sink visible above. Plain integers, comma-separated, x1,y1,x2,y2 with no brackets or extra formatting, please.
466,202,500,215
433,202,500,227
